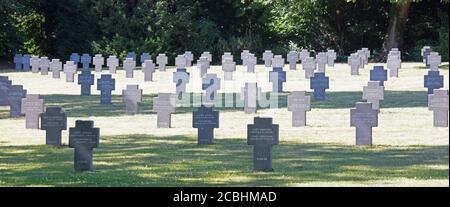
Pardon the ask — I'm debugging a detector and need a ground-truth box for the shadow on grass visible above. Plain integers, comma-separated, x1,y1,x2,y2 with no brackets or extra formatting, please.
0,91,428,119
0,134,447,186
415,64,449,70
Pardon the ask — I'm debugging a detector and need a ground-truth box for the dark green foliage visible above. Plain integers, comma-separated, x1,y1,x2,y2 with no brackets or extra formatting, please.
0,0,448,64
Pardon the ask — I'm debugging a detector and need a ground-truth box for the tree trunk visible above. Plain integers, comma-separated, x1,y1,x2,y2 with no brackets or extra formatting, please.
380,2,410,61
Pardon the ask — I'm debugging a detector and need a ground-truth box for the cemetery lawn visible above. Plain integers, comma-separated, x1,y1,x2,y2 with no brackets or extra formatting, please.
0,135,448,187
0,63,449,186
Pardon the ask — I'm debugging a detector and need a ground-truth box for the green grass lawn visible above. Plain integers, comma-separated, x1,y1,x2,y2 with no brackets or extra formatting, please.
0,63,448,186
0,134,447,187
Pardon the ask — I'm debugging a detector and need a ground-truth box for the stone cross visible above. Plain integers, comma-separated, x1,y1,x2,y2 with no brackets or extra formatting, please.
70,53,80,66
269,56,286,93
197,56,210,77
357,49,365,69
39,57,50,75
316,52,328,73
362,81,384,111
221,52,233,64
77,69,94,96
202,74,221,105
80,53,91,71
287,91,311,127
97,74,115,104
222,58,236,80
424,71,444,94
30,56,40,73
173,68,190,98
302,57,316,79
69,120,100,172
348,53,360,75
362,48,370,64
389,48,401,60
387,55,401,77
156,54,168,71
0,76,12,106
246,53,257,73
299,49,309,62
7,85,27,118
327,49,337,67
106,56,119,74
201,52,212,62
123,57,136,78
428,89,449,127
50,59,62,78
428,52,441,71
185,51,194,67
241,50,250,66
21,94,44,129
421,46,432,67
370,66,388,86
287,51,299,70
93,54,104,72
41,106,67,146
142,60,156,81
22,55,31,71
63,61,77,82
241,82,261,113
14,54,23,71
153,93,176,128
350,102,378,146
262,50,274,67
140,53,150,66
122,84,142,114
310,72,329,101
193,105,219,145
127,52,136,61
175,55,187,68
247,117,279,171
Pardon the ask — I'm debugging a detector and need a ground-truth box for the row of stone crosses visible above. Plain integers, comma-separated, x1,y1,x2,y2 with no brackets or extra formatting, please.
4,46,448,172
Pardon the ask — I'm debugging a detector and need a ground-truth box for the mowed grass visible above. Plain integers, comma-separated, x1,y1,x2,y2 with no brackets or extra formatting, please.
0,91,428,119
0,63,448,186
0,134,448,187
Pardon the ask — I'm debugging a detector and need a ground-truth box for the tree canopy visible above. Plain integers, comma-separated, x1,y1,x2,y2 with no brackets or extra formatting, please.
0,0,448,64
